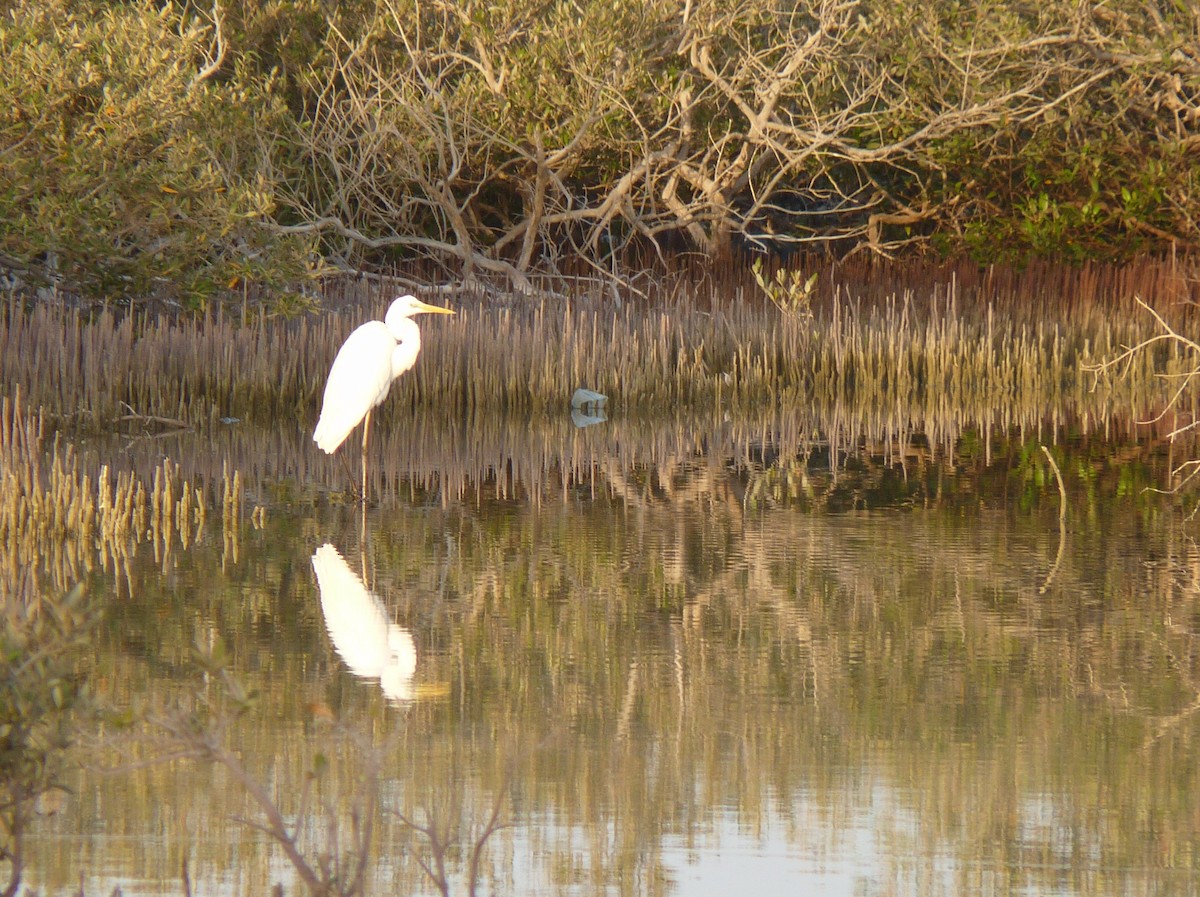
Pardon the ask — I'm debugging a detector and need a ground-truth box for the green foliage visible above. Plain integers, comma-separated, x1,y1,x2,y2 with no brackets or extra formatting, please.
3,0,1200,297
922,0,1200,264
751,258,817,319
944,125,1192,264
0,0,313,305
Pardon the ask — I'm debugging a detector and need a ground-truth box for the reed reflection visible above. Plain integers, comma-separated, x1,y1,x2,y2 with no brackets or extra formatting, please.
311,542,417,703
13,418,1200,897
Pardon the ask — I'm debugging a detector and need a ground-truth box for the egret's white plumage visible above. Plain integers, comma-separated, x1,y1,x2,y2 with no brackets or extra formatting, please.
313,294,454,498
311,543,417,703
313,294,455,453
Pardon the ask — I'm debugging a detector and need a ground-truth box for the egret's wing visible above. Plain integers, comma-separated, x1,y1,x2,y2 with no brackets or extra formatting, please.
313,322,396,453
311,544,391,677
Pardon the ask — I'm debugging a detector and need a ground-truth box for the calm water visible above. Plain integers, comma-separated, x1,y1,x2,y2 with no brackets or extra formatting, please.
16,418,1200,896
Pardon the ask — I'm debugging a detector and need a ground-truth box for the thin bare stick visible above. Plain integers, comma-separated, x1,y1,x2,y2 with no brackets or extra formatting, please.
1038,445,1067,596
1040,445,1067,524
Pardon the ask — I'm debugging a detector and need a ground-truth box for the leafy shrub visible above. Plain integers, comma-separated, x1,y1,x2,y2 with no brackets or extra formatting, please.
0,0,313,304
3,0,1200,299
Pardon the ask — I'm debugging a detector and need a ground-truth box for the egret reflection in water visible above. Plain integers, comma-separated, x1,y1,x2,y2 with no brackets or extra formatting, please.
311,542,417,703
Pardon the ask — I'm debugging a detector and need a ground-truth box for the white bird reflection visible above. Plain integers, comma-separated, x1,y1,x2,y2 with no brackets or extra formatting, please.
311,543,417,703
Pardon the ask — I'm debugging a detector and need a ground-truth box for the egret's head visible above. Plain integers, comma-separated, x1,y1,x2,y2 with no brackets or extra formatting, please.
385,294,456,324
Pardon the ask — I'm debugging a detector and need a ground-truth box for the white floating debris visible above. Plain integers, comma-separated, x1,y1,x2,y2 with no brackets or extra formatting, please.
570,387,607,410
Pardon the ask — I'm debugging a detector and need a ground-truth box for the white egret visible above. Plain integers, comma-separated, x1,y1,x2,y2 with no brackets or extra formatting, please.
313,294,455,500
311,543,417,703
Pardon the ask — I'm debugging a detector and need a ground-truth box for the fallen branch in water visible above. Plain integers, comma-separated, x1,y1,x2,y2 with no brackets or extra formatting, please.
117,402,189,430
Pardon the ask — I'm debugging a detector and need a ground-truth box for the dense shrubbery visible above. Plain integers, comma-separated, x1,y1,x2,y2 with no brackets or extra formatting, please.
0,0,314,302
1,0,1198,302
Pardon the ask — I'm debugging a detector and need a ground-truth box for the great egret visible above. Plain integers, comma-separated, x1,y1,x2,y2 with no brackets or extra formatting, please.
311,543,417,703
313,294,455,499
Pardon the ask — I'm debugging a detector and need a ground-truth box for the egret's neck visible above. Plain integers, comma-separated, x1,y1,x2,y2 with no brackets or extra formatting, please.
388,316,422,379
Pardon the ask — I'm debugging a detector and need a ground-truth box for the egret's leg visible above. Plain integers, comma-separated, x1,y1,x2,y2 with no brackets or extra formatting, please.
361,409,372,504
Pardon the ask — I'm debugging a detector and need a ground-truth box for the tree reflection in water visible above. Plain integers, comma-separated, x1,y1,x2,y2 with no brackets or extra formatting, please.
16,425,1200,897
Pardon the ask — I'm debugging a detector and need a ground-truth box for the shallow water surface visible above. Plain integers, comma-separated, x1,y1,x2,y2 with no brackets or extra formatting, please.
18,422,1200,896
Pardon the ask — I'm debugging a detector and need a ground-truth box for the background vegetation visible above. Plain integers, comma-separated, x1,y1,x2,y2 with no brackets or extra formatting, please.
2,0,1199,303
4,258,1198,432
